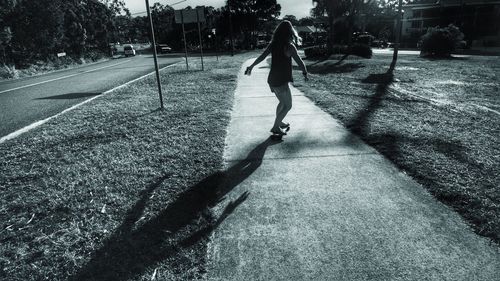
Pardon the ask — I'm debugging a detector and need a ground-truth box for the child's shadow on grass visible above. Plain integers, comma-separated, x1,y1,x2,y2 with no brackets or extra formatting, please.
71,137,280,281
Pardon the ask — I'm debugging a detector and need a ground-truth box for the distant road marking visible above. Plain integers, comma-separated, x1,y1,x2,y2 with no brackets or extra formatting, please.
471,103,500,116
0,61,181,144
0,60,132,94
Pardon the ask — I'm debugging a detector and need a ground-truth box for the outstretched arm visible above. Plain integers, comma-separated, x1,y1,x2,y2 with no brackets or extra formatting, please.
245,44,272,75
289,44,308,80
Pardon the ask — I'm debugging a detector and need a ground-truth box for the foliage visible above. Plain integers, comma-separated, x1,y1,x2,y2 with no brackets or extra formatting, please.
420,24,464,57
304,42,372,59
304,45,332,58
310,0,401,49
226,0,281,48
348,43,372,58
8,0,65,60
0,62,18,79
227,0,281,20
283,15,299,25
0,0,128,66
298,16,315,26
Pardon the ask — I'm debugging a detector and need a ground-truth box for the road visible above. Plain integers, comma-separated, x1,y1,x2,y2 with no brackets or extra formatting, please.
0,54,181,137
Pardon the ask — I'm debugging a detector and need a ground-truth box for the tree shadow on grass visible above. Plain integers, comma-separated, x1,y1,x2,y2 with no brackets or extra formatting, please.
346,71,394,135
342,79,499,243
331,91,424,104
167,69,204,75
367,132,491,178
35,92,101,100
362,131,500,242
71,137,280,281
306,62,364,74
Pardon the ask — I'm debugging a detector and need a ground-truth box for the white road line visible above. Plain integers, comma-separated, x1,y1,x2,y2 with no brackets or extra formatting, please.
0,61,181,144
471,103,500,116
0,60,132,94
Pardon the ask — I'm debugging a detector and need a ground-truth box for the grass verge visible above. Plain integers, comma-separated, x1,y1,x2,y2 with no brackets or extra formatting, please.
294,53,500,244
0,52,255,280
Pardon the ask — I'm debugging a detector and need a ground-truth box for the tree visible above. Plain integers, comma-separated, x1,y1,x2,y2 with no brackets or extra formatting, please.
283,15,298,25
298,16,315,26
388,0,402,72
9,0,65,60
0,0,130,65
226,0,281,48
311,0,352,49
150,3,175,45
0,0,16,63
64,1,88,57
100,0,130,16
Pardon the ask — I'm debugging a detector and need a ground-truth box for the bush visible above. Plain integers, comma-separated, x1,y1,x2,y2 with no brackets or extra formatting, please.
420,24,464,57
348,43,372,59
304,44,372,59
0,63,19,79
304,45,332,58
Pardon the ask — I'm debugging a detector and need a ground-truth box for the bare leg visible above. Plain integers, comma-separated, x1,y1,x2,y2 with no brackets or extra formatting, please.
271,84,292,132
275,103,289,127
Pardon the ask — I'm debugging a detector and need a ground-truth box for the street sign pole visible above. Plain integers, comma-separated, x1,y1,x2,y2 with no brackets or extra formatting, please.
145,0,164,109
229,9,235,56
181,10,189,70
196,8,204,71
213,29,219,61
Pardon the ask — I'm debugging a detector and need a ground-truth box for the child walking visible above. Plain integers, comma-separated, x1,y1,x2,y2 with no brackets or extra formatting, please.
245,20,309,136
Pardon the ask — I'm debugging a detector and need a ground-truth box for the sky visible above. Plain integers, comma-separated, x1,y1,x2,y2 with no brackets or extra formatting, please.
124,0,315,19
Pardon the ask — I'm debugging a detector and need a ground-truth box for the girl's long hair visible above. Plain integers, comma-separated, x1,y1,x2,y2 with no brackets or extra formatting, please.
271,20,298,49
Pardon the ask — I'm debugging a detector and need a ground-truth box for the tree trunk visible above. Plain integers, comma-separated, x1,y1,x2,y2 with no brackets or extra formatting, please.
347,0,358,46
327,13,334,50
389,0,403,72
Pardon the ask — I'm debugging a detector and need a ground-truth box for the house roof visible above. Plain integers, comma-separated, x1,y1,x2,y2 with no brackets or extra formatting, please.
295,26,326,33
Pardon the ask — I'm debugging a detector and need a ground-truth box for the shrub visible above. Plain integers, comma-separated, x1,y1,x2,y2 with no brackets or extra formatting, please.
304,45,332,58
304,44,372,59
348,43,372,58
0,63,19,79
420,24,464,57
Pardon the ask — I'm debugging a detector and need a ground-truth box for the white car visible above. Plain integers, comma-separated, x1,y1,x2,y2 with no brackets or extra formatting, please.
124,45,136,56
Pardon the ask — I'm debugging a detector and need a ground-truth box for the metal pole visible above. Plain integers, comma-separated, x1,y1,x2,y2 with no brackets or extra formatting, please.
145,0,164,109
181,10,189,70
228,8,234,56
215,31,219,61
196,8,204,71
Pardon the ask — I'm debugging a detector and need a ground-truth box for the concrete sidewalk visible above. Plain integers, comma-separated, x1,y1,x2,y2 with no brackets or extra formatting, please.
206,59,500,280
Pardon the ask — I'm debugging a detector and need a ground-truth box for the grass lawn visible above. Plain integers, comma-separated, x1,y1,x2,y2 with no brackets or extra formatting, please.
0,52,255,280
294,53,500,245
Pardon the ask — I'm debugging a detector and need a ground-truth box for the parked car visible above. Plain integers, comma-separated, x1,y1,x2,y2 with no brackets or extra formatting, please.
123,45,136,57
353,32,374,45
156,44,172,53
371,40,388,48
256,39,268,49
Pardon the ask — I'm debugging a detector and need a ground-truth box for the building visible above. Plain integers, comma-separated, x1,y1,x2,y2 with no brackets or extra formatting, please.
402,0,500,47
295,26,327,46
